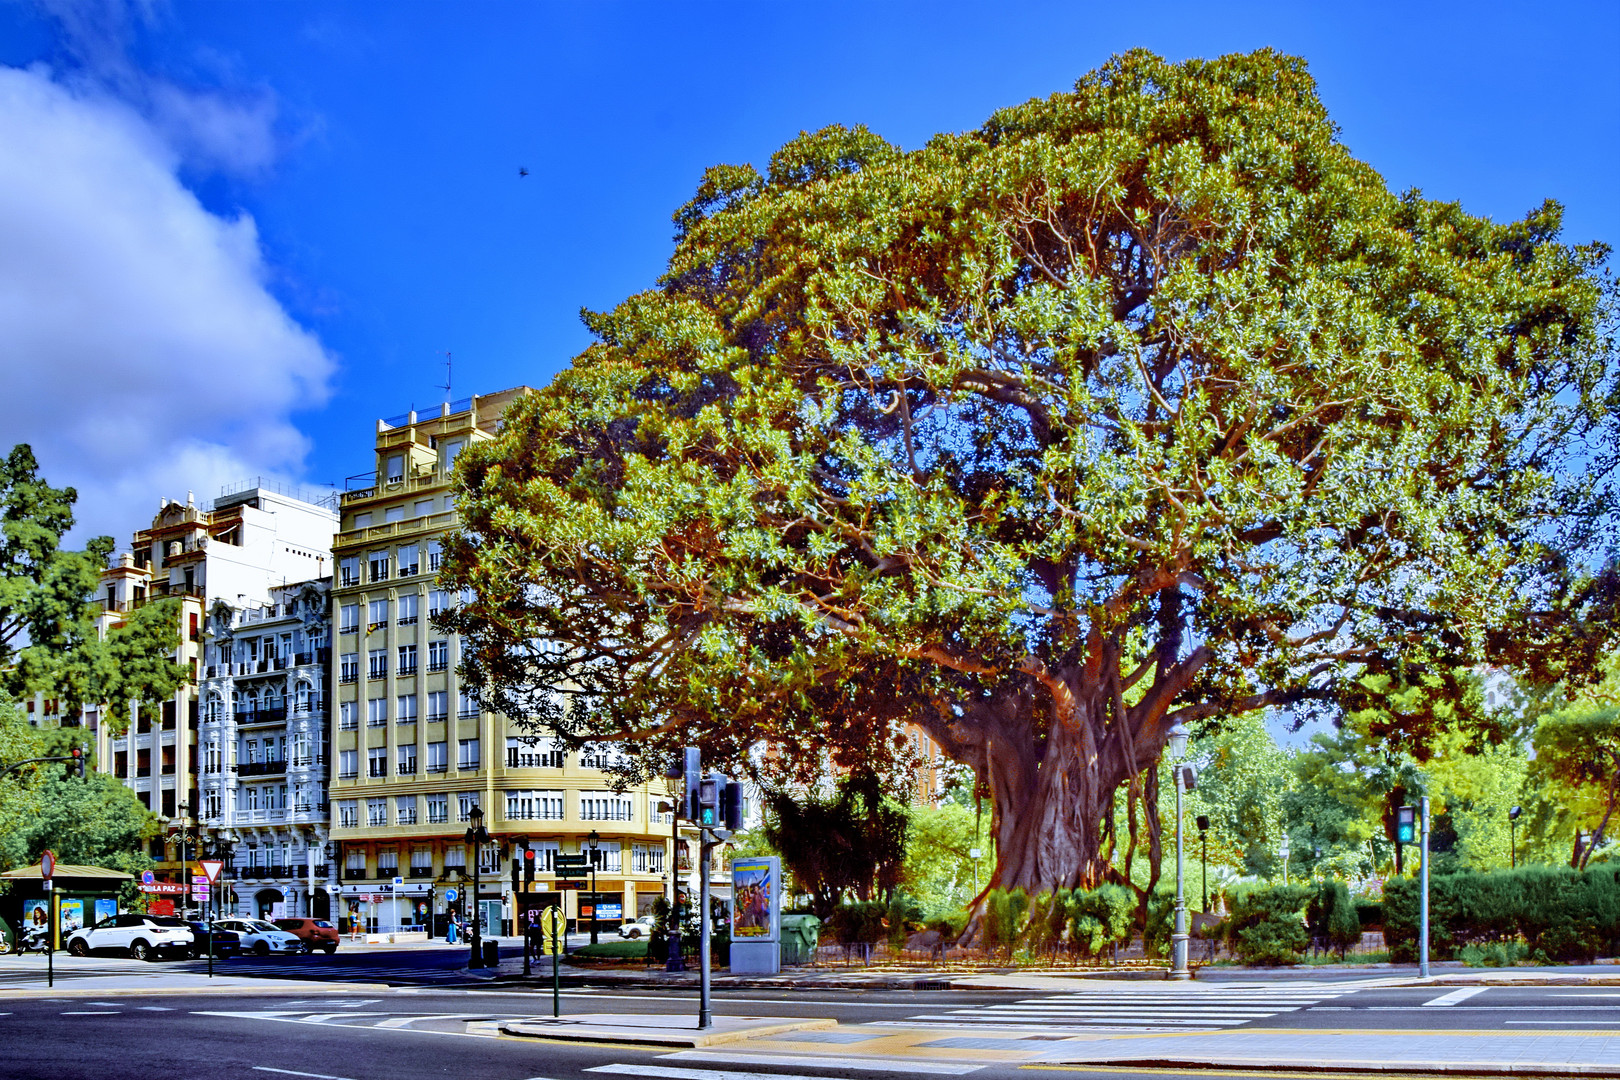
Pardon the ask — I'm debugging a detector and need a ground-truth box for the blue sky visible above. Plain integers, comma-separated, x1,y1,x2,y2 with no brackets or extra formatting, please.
1,0,1616,543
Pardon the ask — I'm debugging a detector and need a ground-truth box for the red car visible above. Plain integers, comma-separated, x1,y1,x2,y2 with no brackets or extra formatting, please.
273,917,340,954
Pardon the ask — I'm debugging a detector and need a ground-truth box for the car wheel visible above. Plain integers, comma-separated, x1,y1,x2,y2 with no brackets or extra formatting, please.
68,939,89,957
628,929,641,938
254,941,269,957
324,944,338,955
131,940,152,961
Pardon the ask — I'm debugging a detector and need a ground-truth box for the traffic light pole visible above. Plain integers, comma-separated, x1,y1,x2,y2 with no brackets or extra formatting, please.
1419,796,1431,979
698,830,712,1030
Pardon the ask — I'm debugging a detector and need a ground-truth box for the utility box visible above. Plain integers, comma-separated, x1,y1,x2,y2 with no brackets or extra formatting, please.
482,939,499,968
780,913,821,966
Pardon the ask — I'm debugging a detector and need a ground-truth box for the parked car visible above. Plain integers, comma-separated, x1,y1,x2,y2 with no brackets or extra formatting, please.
66,914,194,961
618,914,658,939
185,920,241,957
214,918,306,956
274,917,339,954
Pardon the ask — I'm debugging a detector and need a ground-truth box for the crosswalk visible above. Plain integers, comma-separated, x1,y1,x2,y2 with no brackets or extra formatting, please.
871,985,1354,1033
179,958,492,985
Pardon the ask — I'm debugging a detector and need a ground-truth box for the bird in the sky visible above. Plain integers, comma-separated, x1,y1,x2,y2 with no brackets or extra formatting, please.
518,167,529,177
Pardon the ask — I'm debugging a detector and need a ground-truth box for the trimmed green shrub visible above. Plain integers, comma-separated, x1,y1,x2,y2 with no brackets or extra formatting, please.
1307,880,1362,959
1224,883,1311,965
1354,901,1384,928
1459,941,1527,967
1068,883,1135,960
1142,883,1178,959
983,887,1030,958
1385,866,1620,963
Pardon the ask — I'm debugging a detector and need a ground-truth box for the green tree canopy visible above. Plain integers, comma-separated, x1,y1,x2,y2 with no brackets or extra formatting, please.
0,445,186,721
442,49,1619,897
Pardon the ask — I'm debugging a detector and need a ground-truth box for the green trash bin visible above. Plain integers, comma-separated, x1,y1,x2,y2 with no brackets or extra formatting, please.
779,914,820,966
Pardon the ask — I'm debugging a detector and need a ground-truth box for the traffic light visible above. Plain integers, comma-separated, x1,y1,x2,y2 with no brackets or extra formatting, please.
511,848,522,892
1396,805,1417,844
682,746,702,820
69,745,84,779
697,775,721,827
523,846,536,888
721,778,744,831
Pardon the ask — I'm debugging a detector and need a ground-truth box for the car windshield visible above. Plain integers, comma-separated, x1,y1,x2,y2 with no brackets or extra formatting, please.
249,921,280,933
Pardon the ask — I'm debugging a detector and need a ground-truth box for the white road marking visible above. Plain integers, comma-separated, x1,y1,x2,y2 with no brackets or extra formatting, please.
253,1069,358,1080
136,1006,174,1011
1423,987,1490,1007
1504,1020,1620,1025
592,1067,971,1080
60,1010,119,1015
663,1051,984,1075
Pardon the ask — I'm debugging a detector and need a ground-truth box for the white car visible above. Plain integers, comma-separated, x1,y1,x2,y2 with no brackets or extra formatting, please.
216,918,306,956
618,914,658,939
66,914,194,961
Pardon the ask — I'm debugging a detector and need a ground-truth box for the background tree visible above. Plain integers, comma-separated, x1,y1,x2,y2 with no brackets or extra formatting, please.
760,772,908,917
1526,653,1620,867
441,49,1619,902
0,445,187,722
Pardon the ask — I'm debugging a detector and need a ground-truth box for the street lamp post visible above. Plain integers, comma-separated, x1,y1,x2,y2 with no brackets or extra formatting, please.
1510,806,1522,868
1168,722,1191,981
1279,833,1291,885
969,847,982,894
587,829,600,946
464,805,490,968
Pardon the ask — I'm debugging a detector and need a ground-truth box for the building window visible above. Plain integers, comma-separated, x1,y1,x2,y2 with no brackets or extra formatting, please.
395,796,417,825
506,790,564,821
397,744,417,775
339,701,358,730
531,841,558,872
444,844,465,869
579,744,622,771
632,843,665,874
426,691,448,723
367,747,387,778
338,749,358,779
428,589,450,616
397,593,419,625
368,551,390,583
456,791,480,823
378,848,399,879
414,499,435,518
587,842,623,873
384,505,404,524
367,697,387,726
386,454,404,483
457,691,479,720
580,793,634,822
368,599,389,629
457,738,480,770
426,794,449,824
507,737,565,769
367,798,387,827
479,842,499,876
426,740,448,773
396,693,418,724
397,545,419,577
345,848,366,874
340,653,359,683
339,557,360,587
428,640,449,672
339,603,360,634
368,649,387,680
354,512,373,529
427,539,443,573
397,643,417,676
411,845,432,875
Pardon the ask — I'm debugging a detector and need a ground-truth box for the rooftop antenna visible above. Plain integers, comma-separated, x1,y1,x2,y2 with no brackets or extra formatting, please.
438,350,453,403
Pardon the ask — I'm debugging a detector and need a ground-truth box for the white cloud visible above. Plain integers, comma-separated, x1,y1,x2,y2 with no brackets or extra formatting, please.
0,62,332,546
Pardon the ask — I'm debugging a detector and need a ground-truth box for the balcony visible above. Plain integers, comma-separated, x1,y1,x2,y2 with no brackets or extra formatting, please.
397,664,418,677
427,661,448,673
235,708,287,726
342,867,369,882
408,866,432,878
237,760,287,777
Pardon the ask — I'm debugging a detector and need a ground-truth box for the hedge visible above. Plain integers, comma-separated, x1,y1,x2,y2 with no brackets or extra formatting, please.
1223,883,1312,965
1385,866,1620,963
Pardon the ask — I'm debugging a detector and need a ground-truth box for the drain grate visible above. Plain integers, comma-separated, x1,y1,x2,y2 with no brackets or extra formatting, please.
912,979,953,991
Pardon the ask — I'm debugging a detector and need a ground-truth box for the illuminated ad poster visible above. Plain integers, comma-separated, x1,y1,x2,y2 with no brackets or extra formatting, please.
59,899,84,934
730,856,779,940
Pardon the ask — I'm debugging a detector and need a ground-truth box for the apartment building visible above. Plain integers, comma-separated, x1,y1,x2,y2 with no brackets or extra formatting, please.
328,390,673,936
197,578,334,919
94,484,337,903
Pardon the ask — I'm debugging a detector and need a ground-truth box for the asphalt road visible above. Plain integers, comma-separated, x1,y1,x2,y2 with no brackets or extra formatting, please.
8,982,1620,1080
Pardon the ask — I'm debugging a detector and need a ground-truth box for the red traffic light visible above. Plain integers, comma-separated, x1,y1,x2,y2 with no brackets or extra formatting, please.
523,848,535,861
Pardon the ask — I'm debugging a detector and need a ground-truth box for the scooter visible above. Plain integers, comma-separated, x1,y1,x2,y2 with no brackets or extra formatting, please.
12,924,51,954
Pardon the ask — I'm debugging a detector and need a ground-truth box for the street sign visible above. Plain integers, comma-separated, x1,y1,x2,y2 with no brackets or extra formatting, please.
40,850,54,879
554,880,583,891
138,883,186,895
445,888,458,902
393,876,404,886
536,905,564,952
199,860,223,884
554,854,588,867
142,870,156,885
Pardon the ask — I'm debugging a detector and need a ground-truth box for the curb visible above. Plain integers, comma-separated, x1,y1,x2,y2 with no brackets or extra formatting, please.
498,1015,837,1047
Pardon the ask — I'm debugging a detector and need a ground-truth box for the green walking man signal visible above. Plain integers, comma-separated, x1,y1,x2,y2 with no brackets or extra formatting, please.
1396,805,1417,844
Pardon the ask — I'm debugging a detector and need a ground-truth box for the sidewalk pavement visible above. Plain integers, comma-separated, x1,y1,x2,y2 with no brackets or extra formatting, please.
499,1013,837,1047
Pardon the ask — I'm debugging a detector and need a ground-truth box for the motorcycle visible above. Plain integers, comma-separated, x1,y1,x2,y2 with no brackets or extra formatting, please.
12,923,51,954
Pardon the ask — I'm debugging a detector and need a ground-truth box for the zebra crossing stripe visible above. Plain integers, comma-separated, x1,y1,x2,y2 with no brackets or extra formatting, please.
661,1051,984,1075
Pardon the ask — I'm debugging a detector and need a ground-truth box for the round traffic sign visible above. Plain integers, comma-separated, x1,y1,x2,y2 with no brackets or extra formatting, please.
445,888,458,902
40,850,54,878
142,870,155,885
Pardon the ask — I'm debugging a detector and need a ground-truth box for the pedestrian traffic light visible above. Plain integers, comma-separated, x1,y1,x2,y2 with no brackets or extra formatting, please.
697,775,722,827
721,778,744,831
523,846,536,887
1396,805,1417,844
682,746,702,821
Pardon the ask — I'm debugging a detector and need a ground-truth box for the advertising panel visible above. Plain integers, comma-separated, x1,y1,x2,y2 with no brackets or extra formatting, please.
730,856,778,940
94,898,117,925
59,899,84,935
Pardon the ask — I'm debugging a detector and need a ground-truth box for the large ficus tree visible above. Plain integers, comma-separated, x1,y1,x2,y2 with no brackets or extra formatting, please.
442,50,1619,900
